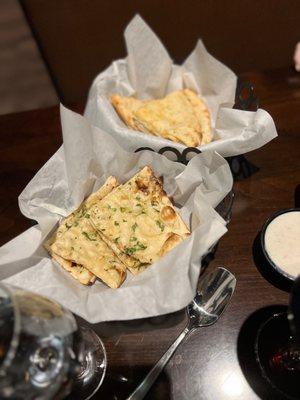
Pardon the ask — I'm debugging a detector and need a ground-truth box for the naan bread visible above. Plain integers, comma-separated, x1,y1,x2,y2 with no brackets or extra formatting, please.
89,166,190,265
183,89,212,145
110,89,212,146
133,90,201,146
48,177,127,288
110,94,143,130
44,237,95,285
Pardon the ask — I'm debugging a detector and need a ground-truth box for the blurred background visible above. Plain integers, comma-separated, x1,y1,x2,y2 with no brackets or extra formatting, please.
1,0,299,115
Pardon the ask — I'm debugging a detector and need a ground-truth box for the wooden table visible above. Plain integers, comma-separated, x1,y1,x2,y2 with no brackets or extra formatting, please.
1,67,300,399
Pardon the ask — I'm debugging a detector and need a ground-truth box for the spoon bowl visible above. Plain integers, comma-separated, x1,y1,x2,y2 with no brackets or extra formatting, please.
188,267,236,328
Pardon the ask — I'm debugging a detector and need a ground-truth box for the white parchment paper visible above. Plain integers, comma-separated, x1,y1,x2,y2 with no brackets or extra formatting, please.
85,15,277,157
0,106,233,323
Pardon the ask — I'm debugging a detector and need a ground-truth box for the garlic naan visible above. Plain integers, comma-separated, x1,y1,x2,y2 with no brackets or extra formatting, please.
48,177,127,288
44,237,96,285
89,166,190,265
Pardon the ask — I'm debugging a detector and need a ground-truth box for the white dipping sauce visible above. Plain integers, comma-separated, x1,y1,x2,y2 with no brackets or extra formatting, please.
264,211,300,278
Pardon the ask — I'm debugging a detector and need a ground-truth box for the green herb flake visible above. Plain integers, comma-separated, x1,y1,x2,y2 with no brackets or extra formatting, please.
135,203,142,207
136,196,141,201
112,207,117,212
156,220,165,232
124,241,147,255
130,236,137,242
114,237,120,244
84,213,90,219
136,241,147,250
65,223,72,230
132,222,138,232
120,207,126,213
82,231,97,241
114,221,120,226
122,219,127,222
74,221,79,227
124,247,136,256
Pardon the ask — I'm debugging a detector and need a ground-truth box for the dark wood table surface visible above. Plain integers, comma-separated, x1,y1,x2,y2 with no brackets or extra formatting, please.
1,67,300,399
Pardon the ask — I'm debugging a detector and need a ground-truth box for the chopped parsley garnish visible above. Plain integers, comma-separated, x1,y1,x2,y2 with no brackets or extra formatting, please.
114,221,119,226
112,207,117,212
132,222,138,232
136,196,141,201
136,241,147,250
124,247,136,256
124,241,147,255
122,219,127,222
101,228,106,231
135,203,142,207
74,221,79,227
156,220,165,232
82,231,97,241
84,213,90,218
130,236,137,242
114,237,120,243
65,223,72,229
120,207,126,213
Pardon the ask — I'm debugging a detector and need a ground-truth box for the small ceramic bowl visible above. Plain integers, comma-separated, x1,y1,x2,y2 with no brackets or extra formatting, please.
260,208,300,286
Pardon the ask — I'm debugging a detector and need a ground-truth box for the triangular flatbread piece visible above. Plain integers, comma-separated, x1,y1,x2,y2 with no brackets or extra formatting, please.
48,177,127,288
89,166,190,265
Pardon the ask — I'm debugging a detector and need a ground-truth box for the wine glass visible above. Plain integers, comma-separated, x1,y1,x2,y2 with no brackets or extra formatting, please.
0,283,106,399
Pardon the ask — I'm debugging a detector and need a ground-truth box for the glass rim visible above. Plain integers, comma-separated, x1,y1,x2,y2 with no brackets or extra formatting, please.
83,325,108,400
0,283,21,375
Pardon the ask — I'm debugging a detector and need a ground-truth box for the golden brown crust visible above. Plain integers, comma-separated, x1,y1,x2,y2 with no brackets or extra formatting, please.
159,233,183,257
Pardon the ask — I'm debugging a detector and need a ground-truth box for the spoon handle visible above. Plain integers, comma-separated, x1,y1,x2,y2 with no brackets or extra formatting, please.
126,327,190,400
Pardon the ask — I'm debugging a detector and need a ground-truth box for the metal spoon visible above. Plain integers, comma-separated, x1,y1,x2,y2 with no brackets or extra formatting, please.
127,267,236,400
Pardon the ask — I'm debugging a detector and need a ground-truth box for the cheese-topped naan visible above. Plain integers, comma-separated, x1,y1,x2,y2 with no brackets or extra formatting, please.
89,166,190,265
48,177,127,288
110,89,212,146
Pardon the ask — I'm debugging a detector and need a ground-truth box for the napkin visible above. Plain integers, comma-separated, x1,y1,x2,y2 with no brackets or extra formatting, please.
85,15,277,157
0,105,233,323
